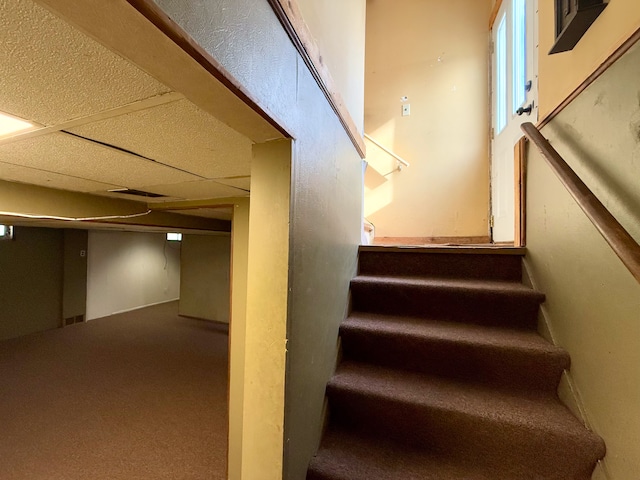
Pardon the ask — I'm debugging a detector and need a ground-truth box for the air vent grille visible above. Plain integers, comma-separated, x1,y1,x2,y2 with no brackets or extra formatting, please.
108,189,166,198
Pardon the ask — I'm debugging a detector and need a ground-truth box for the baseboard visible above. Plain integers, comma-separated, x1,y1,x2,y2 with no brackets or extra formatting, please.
100,298,180,319
521,259,591,424
372,236,491,246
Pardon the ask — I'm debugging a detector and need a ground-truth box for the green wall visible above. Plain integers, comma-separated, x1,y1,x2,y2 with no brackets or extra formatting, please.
151,1,364,478
526,41,640,480
0,226,64,340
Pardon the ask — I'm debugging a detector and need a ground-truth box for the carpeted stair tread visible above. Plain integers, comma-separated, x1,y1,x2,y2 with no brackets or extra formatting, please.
308,424,598,480
352,275,542,297
350,275,545,328
329,361,584,430
340,313,569,391
325,362,605,478
358,247,524,282
308,426,501,480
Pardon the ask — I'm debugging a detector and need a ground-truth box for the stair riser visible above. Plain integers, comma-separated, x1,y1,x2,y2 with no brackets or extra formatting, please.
359,251,523,282
339,329,568,392
350,282,543,328
327,388,604,477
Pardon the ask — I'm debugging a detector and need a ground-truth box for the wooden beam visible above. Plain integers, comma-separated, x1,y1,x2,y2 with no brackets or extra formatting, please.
266,0,367,158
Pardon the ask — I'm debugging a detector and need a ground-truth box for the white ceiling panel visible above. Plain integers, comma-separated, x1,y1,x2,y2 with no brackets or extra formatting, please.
0,161,119,192
215,176,251,190
142,180,248,200
68,99,253,179
174,208,234,221
0,0,171,126
0,132,200,188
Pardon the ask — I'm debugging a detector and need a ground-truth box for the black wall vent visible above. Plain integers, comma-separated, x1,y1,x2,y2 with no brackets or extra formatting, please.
108,188,167,198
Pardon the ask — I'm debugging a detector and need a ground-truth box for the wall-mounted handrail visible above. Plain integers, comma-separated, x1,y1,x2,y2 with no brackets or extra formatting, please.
364,134,410,168
521,122,640,284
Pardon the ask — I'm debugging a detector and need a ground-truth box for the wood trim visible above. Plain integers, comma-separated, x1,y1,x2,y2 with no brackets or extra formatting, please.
522,122,640,284
538,26,640,129
489,0,504,30
266,0,367,158
372,236,492,246
123,0,292,140
361,245,526,255
514,136,527,247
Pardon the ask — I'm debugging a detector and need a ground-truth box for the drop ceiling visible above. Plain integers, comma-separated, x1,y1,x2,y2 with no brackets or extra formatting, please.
0,0,255,227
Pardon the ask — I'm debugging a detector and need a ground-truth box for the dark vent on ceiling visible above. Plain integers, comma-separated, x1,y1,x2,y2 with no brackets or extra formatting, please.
108,189,167,198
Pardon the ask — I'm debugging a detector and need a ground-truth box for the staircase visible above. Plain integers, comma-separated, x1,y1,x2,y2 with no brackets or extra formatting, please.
307,246,605,480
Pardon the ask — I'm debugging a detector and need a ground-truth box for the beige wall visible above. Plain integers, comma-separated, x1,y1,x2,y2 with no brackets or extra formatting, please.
538,0,640,118
240,140,291,480
526,40,640,480
179,234,231,323
228,198,249,480
297,0,367,133
364,0,491,238
86,230,180,320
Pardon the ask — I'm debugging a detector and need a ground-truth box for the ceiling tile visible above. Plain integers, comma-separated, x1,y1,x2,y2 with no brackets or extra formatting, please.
142,180,248,200
68,99,253,178
0,0,171,126
0,161,119,192
174,208,234,221
215,176,251,191
0,132,200,188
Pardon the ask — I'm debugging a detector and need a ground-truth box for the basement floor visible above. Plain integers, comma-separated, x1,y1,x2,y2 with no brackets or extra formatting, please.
0,301,228,480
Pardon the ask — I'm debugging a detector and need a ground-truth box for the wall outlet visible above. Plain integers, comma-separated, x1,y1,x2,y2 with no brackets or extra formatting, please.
402,104,411,116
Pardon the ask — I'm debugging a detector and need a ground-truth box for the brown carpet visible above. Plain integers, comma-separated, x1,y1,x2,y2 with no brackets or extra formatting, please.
0,301,228,480
307,247,605,480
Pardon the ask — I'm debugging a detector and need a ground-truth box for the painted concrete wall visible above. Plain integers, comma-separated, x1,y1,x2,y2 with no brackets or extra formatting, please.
0,226,63,340
526,40,640,480
297,0,367,134
364,0,491,238
151,2,364,479
62,229,88,321
538,0,640,118
86,230,180,320
179,234,230,323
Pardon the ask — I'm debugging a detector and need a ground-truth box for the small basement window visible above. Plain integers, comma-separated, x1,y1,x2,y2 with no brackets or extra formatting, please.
0,225,14,240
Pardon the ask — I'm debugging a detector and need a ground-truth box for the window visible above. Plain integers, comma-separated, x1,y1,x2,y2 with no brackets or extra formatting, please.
0,225,14,240
496,14,507,134
512,0,527,112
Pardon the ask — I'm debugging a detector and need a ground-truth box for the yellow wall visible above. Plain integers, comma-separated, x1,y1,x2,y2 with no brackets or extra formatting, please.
297,0,367,133
228,198,249,480
538,0,640,118
364,0,491,239
240,140,291,480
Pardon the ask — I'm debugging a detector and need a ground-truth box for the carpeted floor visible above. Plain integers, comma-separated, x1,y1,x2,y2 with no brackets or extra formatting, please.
0,301,228,480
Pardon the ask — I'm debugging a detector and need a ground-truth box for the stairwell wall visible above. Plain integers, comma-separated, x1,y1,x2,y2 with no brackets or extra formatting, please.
538,0,640,120
150,1,365,478
363,0,491,240
525,39,640,480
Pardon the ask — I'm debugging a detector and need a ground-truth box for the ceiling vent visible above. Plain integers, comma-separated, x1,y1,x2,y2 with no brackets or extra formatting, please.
108,188,167,198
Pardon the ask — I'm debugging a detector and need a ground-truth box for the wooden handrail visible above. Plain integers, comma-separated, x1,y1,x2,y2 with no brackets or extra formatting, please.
521,122,640,283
